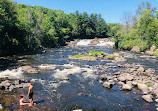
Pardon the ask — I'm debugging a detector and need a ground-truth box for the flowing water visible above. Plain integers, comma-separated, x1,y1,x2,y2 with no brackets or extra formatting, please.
0,45,158,111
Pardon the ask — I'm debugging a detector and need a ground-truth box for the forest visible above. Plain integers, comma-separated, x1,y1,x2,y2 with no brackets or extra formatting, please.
0,0,108,55
0,0,158,56
108,2,158,52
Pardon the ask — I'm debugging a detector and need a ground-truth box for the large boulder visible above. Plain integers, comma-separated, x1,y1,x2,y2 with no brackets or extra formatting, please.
103,81,113,88
100,74,107,80
145,68,155,74
142,94,153,102
137,66,145,73
9,85,16,91
145,51,155,56
131,46,140,53
122,84,132,91
137,83,149,94
22,66,38,74
150,46,157,51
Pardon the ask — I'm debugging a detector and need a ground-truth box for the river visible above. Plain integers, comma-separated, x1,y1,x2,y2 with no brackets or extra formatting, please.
0,43,158,111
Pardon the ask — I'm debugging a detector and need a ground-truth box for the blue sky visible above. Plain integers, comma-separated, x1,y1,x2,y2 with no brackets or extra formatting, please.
13,0,158,23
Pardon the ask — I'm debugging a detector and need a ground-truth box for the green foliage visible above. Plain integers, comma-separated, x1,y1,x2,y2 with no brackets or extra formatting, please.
107,55,115,59
89,50,106,57
0,0,109,56
73,54,84,58
146,82,152,87
154,49,158,57
112,2,158,52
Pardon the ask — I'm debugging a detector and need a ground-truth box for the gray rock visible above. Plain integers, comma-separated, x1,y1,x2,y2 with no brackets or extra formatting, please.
145,50,155,56
150,45,157,51
103,81,113,88
117,81,124,86
137,83,149,94
145,68,155,74
122,84,132,91
9,85,16,91
21,66,38,74
137,67,145,73
142,94,153,102
100,74,107,80
118,76,126,82
14,80,19,85
15,84,24,88
155,99,158,103
131,46,140,53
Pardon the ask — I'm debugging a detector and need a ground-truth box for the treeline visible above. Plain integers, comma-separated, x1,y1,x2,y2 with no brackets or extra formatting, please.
0,0,108,55
108,2,158,52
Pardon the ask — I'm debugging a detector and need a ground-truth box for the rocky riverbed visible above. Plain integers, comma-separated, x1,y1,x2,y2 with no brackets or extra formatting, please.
0,39,158,111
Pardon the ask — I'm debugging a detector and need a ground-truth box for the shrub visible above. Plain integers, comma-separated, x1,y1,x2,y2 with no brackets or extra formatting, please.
89,50,106,57
73,54,83,58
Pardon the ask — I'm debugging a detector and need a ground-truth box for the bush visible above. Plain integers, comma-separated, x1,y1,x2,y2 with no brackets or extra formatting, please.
154,49,158,56
73,54,84,58
89,50,106,57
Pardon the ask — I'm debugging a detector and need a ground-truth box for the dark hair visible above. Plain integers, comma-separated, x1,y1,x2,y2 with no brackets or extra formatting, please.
20,95,24,99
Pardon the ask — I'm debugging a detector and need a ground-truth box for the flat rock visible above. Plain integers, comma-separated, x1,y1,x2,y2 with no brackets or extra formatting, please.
122,84,132,91
103,81,113,88
142,94,153,102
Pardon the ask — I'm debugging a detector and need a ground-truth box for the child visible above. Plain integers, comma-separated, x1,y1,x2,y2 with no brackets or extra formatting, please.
19,94,30,106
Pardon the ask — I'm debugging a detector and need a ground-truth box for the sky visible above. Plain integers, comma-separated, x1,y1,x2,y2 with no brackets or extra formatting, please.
13,0,158,23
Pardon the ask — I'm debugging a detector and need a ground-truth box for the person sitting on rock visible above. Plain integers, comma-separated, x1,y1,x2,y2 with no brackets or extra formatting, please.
19,94,30,106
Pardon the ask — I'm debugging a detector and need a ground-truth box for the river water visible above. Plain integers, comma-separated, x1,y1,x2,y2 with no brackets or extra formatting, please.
0,45,158,111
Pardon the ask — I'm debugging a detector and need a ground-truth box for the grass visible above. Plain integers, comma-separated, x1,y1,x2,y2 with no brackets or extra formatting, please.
89,50,106,57
146,82,152,87
107,55,115,59
73,54,84,58
154,49,158,57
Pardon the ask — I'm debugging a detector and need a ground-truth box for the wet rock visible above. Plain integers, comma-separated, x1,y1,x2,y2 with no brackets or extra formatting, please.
14,80,19,85
137,83,149,94
114,57,126,62
15,84,24,88
9,85,16,91
22,66,38,74
131,46,140,53
38,64,56,71
0,81,11,89
90,40,100,45
61,77,69,81
118,81,124,86
113,53,119,57
124,74,134,81
118,76,126,82
100,74,107,80
142,94,153,102
0,104,3,110
145,68,155,74
103,81,113,88
122,84,132,91
132,81,137,86
137,67,145,73
99,80,103,84
155,99,158,103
